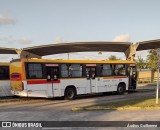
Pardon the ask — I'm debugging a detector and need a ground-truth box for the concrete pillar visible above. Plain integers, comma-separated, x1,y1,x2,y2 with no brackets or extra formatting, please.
125,43,139,61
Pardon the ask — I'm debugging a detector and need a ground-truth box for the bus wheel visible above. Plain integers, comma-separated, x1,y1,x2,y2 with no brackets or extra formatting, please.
117,84,125,95
65,87,76,100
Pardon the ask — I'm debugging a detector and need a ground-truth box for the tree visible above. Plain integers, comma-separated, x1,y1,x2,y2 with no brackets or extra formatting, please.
108,55,118,60
147,49,158,70
147,49,158,83
136,56,147,71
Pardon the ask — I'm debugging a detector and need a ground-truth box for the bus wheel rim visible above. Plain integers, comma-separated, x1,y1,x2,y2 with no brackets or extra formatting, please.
67,90,74,98
119,87,123,92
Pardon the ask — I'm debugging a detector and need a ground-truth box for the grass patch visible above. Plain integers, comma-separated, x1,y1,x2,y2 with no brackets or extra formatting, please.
72,96,160,111
95,97,159,108
136,89,155,92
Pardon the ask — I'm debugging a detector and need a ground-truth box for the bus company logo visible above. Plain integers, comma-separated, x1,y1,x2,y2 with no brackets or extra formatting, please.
2,122,11,127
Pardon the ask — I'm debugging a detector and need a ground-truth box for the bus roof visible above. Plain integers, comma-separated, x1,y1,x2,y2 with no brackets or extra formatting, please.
20,58,136,64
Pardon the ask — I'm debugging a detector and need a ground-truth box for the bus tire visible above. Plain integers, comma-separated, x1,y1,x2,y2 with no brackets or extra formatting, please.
65,87,76,100
117,83,125,95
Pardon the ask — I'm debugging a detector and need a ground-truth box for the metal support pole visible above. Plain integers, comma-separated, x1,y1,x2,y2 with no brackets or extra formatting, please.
156,67,159,104
68,53,69,60
156,48,160,104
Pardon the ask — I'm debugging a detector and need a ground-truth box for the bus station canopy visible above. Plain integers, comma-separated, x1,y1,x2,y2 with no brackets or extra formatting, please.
23,42,131,56
137,39,160,51
1,40,160,59
0,47,17,54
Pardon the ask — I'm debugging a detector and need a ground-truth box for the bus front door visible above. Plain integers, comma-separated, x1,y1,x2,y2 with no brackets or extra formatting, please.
46,66,60,97
128,66,137,90
86,67,97,93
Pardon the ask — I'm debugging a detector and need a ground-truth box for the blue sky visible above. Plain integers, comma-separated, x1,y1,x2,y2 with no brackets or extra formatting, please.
0,0,160,61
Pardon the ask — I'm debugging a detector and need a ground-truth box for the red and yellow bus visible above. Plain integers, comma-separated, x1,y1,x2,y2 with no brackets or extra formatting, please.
10,58,137,99
0,63,12,97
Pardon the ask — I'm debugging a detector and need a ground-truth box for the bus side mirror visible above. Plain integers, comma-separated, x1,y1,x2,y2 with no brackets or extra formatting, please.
47,75,51,81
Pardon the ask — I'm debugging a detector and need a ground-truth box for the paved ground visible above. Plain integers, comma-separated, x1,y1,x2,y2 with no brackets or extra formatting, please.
0,89,159,130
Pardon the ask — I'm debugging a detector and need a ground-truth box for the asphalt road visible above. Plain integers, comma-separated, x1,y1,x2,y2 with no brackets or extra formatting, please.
0,90,159,130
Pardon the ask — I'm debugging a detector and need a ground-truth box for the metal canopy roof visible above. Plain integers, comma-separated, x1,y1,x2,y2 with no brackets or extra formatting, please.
0,47,17,54
137,39,160,51
23,42,131,56
1,40,160,58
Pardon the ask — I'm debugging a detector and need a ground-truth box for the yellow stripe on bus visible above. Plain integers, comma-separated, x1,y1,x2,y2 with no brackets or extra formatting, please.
103,76,128,79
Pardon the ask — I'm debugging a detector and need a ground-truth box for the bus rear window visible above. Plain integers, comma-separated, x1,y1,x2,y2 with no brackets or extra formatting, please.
0,66,9,80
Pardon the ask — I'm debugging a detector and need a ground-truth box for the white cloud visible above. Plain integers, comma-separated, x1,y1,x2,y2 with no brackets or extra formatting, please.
17,37,32,44
112,34,130,42
54,37,65,43
0,13,15,25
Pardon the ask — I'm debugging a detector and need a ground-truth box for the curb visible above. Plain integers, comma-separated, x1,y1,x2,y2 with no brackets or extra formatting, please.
72,107,160,111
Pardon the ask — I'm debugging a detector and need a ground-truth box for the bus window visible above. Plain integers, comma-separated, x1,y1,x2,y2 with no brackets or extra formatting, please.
91,68,96,79
86,67,96,79
53,68,59,79
46,67,59,81
111,64,115,75
27,63,43,79
101,64,112,76
115,64,126,76
0,66,9,80
61,64,69,78
69,64,82,77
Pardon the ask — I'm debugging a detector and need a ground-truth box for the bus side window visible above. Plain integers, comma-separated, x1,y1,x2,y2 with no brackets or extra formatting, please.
96,64,102,77
27,63,43,79
31,75,36,78
53,68,59,77
82,64,86,77
102,64,113,76
91,68,96,76
69,64,82,78
111,64,115,75
53,68,59,80
61,64,69,78
115,64,126,76
86,68,90,78
0,66,9,80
